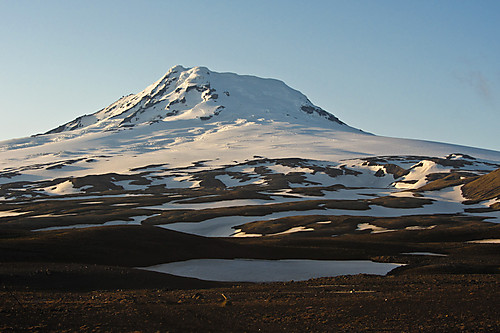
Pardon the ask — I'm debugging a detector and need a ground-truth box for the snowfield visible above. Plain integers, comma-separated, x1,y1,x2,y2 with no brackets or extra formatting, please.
1,65,499,240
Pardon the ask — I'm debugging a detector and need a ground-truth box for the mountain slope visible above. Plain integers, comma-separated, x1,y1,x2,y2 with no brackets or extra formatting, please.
1,63,499,183
462,168,500,202
1,66,499,269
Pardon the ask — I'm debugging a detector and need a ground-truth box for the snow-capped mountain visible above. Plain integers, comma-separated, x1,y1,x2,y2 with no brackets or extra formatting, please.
1,65,500,239
44,65,351,134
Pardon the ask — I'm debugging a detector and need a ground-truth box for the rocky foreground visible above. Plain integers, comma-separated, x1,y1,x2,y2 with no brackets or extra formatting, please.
1,217,499,331
1,266,499,332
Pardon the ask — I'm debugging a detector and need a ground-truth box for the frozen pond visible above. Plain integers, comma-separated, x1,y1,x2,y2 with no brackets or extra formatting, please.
139,258,403,282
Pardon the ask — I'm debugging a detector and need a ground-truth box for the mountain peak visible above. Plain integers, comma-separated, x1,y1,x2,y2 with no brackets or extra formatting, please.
43,66,354,135
156,65,210,88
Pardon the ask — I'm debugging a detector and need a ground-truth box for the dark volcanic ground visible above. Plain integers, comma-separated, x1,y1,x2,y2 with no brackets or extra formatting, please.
1,267,499,332
1,224,499,332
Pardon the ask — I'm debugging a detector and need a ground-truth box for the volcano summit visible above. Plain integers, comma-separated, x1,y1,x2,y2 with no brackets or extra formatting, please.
46,65,350,133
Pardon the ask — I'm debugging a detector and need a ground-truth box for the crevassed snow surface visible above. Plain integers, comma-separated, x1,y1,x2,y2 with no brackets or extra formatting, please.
140,259,403,282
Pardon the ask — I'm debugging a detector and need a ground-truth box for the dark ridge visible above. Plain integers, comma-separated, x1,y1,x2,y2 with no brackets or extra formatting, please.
300,105,345,125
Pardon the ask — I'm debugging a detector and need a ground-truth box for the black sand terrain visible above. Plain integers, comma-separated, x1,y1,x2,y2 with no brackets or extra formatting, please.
1,223,499,332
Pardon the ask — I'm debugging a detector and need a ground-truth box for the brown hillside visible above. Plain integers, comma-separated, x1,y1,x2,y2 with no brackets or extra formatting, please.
462,168,500,202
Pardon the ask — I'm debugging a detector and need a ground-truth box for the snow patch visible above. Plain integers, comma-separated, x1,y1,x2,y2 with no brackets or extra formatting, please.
467,239,500,244
422,185,465,203
41,180,82,195
0,210,29,218
231,229,262,237
267,226,314,236
404,225,436,230
401,252,447,256
394,160,449,189
356,223,395,234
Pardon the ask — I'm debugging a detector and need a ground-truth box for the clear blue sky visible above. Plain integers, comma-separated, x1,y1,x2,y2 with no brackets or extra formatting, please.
1,0,499,151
